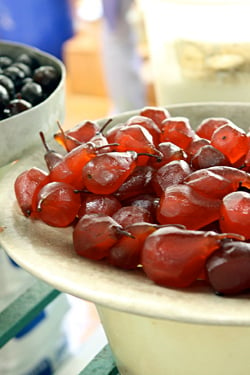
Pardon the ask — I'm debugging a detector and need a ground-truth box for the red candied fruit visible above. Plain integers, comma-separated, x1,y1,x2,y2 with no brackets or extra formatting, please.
150,141,187,169
156,184,221,230
211,122,249,164
191,144,230,169
152,159,192,196
14,167,49,218
219,191,250,240
108,222,158,269
195,117,230,140
78,193,121,218
139,106,170,130
112,205,153,228
160,117,196,150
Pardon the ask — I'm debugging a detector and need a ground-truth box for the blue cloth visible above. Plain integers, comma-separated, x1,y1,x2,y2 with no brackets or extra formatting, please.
0,0,74,60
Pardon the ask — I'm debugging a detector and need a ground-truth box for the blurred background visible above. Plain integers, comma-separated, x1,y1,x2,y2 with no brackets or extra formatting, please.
1,0,250,373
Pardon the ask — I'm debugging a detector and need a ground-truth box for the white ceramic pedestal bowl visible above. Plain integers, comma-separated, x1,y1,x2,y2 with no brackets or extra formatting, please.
0,41,66,167
0,102,250,375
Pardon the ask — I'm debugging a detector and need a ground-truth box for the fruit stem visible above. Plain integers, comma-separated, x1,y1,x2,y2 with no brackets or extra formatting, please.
39,131,50,152
99,118,113,134
56,120,70,152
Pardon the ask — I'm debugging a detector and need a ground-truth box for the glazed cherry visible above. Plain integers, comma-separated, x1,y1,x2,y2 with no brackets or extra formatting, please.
114,165,154,201
73,214,128,260
142,226,243,288
150,141,187,169
191,144,230,169
211,122,249,164
112,205,153,228
152,159,192,196
206,241,250,295
78,193,121,218
196,117,230,140
139,105,170,130
219,191,250,239
106,124,159,163
49,142,97,189
36,181,81,227
14,167,48,217
160,117,196,150
156,184,221,230
108,222,158,269
123,193,159,220
82,151,139,194
126,115,161,145
39,131,64,171
185,137,210,163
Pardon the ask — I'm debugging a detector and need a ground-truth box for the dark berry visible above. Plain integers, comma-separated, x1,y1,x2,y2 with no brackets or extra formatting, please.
6,98,32,115
16,53,40,70
0,84,10,111
33,65,60,94
4,65,25,90
0,74,15,98
20,81,43,105
0,56,13,69
12,62,32,77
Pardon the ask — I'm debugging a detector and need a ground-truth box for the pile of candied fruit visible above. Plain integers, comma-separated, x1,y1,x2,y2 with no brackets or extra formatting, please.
14,106,250,296
0,53,60,120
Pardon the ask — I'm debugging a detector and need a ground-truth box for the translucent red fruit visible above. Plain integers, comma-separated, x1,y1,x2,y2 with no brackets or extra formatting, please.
206,241,250,295
207,165,250,190
54,120,100,151
106,124,158,161
185,137,210,163
139,106,170,130
82,151,138,194
73,214,125,260
108,222,158,269
156,184,221,230
39,131,64,172
184,169,236,199
14,167,48,217
126,115,161,145
112,205,153,228
114,165,154,201
78,193,121,218
152,159,192,196
211,122,249,164
191,144,230,169
36,182,81,227
160,117,196,150
195,117,230,140
219,191,250,239
141,226,238,288
150,141,187,169
49,142,97,190
124,193,159,219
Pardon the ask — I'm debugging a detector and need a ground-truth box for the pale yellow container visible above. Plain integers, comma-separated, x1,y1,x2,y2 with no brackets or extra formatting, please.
139,0,250,105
